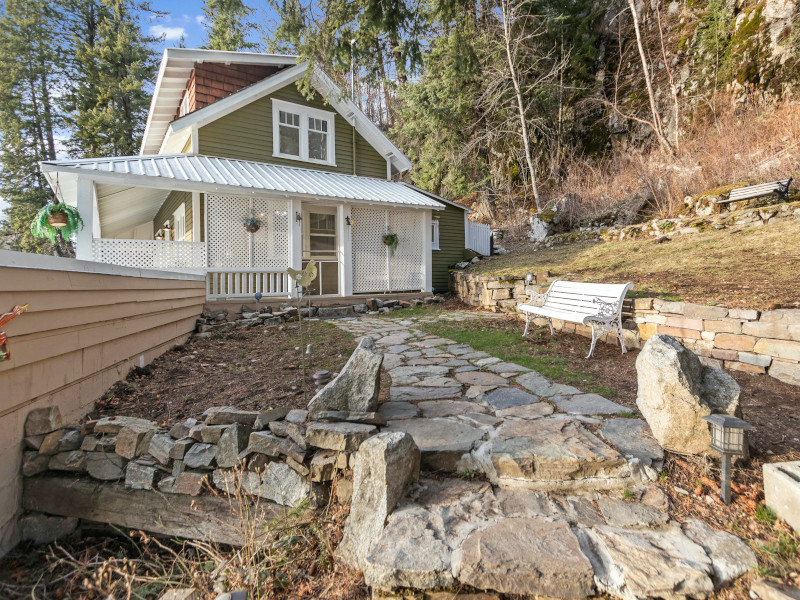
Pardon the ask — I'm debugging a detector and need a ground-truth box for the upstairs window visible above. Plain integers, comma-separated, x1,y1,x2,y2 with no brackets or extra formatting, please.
272,99,335,166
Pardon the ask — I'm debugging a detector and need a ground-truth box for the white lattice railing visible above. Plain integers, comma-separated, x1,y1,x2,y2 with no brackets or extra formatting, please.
466,221,492,256
92,239,206,271
207,269,290,300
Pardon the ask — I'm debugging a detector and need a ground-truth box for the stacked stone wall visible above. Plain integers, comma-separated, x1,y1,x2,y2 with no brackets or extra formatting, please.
451,272,800,386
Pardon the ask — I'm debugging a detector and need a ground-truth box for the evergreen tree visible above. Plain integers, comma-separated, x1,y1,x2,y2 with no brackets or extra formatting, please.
202,0,256,51
66,0,158,158
0,0,71,255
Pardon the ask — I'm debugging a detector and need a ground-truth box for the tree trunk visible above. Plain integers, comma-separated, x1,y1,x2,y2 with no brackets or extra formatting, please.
627,0,672,155
500,0,541,210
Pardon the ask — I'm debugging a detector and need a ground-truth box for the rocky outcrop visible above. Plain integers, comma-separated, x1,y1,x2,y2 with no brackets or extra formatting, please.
308,337,383,414
336,432,420,571
635,335,741,454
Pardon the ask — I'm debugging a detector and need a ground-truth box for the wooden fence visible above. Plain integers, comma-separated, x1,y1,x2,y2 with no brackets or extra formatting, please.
466,221,492,256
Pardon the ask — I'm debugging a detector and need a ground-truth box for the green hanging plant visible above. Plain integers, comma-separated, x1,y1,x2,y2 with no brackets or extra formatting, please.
382,232,399,256
31,203,84,244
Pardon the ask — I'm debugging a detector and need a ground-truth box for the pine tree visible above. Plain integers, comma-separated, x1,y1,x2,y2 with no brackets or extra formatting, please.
202,0,256,51
0,0,71,255
67,0,158,158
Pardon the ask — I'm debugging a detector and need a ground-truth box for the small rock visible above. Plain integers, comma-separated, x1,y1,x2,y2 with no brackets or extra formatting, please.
312,411,388,426
80,434,117,452
23,435,46,450
172,471,207,495
253,407,291,430
308,337,383,413
86,452,128,480
285,409,308,424
22,451,50,477
18,513,78,545
169,438,195,460
148,434,175,465
305,422,377,452
39,429,83,456
24,406,62,436
286,456,310,476
95,416,155,434
259,462,311,506
750,580,800,600
183,443,217,469
189,424,227,444
169,418,197,440
204,407,261,426
310,451,338,482
248,431,285,457
217,423,252,468
115,426,156,461
48,451,87,472
125,462,159,490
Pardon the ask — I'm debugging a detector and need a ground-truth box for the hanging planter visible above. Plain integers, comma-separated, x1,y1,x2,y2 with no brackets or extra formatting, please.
31,203,84,243
382,232,399,256
243,216,262,234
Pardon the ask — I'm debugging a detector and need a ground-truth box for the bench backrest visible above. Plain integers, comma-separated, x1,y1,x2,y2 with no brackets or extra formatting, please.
718,178,791,204
542,280,633,318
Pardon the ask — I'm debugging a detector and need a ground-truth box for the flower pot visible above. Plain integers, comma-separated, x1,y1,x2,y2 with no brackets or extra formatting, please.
47,212,69,228
244,224,260,233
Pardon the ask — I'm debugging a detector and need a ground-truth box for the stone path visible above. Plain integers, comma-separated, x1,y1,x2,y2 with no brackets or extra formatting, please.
332,312,757,599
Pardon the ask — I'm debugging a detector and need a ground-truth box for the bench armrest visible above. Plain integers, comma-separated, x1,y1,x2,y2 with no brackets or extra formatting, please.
591,297,620,320
520,288,548,307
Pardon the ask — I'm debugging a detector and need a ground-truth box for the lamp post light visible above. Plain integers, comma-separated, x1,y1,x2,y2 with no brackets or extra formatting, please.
702,414,754,504
525,272,534,285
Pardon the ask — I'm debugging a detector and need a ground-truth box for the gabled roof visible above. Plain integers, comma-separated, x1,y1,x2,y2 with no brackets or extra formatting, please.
41,154,444,211
142,48,414,175
141,48,298,155
402,183,472,213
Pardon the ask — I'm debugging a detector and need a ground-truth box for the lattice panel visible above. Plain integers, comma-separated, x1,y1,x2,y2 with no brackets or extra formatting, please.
92,239,205,270
388,209,424,291
207,194,251,268
252,197,290,270
351,207,388,293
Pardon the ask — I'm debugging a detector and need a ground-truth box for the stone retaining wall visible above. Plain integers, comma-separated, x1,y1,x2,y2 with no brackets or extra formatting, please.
451,272,800,386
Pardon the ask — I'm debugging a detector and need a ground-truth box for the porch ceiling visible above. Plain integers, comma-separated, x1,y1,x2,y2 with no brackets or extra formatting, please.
96,184,170,238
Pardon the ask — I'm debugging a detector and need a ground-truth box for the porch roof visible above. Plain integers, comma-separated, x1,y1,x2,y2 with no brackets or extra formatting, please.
41,154,445,211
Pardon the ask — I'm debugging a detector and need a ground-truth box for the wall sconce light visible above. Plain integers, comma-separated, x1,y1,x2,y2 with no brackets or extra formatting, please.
702,414,754,504
295,211,302,222
346,216,352,226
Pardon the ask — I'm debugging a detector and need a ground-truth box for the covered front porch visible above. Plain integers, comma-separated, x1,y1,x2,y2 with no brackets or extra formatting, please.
41,154,443,301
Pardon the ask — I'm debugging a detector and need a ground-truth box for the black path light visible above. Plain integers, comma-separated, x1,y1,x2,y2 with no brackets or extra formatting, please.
702,414,754,504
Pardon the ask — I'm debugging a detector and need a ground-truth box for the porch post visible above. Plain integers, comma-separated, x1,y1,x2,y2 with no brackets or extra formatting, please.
75,176,94,261
423,209,433,292
288,198,302,298
340,203,353,296
191,192,201,243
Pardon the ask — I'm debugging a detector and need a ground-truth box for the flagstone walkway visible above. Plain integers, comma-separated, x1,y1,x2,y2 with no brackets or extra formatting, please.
331,312,758,599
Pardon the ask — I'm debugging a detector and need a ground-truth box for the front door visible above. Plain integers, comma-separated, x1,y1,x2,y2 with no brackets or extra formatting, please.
302,206,339,295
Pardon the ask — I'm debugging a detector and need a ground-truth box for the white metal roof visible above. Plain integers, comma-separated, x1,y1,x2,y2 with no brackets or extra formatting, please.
41,154,445,210
141,48,298,155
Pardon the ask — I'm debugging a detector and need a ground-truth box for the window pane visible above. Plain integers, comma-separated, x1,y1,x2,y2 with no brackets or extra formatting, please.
279,124,300,156
310,235,336,252
310,213,335,234
308,130,327,161
280,111,300,126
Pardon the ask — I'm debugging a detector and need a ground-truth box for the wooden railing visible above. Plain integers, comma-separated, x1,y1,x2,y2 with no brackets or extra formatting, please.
206,269,291,300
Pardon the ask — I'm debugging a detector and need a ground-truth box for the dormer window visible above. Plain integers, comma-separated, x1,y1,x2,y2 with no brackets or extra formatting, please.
272,99,336,166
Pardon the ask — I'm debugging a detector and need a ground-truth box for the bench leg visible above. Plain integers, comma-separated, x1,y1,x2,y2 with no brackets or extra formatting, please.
617,321,627,355
587,323,599,359
522,312,531,337
547,318,554,336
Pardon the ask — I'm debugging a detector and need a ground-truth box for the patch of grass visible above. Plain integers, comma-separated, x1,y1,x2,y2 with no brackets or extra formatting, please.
617,410,636,418
469,219,800,309
416,317,616,397
755,505,778,526
622,488,636,501
756,533,800,578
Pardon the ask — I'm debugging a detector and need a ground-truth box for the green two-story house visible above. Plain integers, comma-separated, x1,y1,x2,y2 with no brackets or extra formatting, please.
40,48,476,299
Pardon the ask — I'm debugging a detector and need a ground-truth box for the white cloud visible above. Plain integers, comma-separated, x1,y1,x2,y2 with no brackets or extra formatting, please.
195,15,204,25
150,25,186,41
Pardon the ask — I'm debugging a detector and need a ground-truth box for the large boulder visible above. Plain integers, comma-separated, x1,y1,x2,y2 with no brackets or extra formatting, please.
336,432,420,571
636,335,741,454
308,337,383,413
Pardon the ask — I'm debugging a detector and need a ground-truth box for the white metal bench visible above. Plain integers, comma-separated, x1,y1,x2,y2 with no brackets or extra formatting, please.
518,279,633,358
715,178,792,205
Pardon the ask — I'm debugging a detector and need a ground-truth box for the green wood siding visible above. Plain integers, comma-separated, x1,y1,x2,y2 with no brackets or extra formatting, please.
432,203,466,292
198,84,387,179
154,191,193,241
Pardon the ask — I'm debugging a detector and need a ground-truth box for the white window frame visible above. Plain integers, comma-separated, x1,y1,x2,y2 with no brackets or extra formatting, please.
431,217,440,250
272,98,336,167
172,203,186,241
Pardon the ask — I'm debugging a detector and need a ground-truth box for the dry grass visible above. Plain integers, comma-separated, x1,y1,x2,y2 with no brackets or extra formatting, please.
471,218,800,309
553,97,800,224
